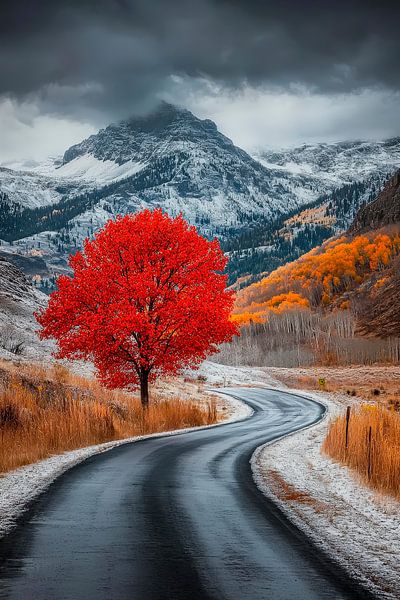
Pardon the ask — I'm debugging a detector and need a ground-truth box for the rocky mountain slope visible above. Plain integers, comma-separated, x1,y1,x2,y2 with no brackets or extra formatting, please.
350,170,400,233
0,258,51,359
357,257,400,338
1,103,308,236
350,170,400,337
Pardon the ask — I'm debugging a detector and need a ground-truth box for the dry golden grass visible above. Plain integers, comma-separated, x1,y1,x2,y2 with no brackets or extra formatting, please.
0,360,217,474
323,404,400,499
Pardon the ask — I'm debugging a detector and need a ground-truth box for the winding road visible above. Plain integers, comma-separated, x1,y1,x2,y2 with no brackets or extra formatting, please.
0,387,372,600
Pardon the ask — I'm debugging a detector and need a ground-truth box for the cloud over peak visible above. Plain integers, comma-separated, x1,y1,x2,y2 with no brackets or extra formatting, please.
1,0,399,159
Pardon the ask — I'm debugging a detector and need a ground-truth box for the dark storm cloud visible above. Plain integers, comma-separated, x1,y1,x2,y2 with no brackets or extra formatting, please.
1,0,399,122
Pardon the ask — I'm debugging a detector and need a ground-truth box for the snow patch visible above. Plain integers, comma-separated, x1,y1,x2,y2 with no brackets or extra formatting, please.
187,360,281,388
52,154,145,183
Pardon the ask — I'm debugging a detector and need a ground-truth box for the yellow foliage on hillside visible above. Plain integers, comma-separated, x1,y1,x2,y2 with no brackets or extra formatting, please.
231,312,265,325
266,292,310,312
234,232,400,324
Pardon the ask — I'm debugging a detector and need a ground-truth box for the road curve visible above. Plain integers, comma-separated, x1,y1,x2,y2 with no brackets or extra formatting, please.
0,387,372,600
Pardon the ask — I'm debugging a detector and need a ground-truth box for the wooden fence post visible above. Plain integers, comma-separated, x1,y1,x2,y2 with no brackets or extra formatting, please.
345,406,351,451
367,426,372,481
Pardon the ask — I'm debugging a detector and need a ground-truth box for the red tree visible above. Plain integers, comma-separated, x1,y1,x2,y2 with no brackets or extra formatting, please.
36,209,238,406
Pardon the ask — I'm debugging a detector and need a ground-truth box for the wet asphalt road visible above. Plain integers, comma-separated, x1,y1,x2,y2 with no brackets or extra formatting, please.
0,387,372,600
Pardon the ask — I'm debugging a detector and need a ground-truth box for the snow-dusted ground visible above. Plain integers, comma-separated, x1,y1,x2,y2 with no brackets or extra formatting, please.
0,362,253,540
187,359,280,387
252,387,400,600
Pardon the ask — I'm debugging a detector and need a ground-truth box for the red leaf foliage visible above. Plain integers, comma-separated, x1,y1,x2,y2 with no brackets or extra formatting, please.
36,210,238,391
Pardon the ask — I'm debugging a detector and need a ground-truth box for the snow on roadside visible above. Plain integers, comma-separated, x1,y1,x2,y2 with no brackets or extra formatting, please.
0,370,251,540
252,388,400,600
187,359,281,387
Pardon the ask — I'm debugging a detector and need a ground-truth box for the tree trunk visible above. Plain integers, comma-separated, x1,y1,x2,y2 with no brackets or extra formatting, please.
140,370,149,409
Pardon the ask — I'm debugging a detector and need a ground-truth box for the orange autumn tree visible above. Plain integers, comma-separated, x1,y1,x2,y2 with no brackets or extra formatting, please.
36,210,238,407
235,231,400,323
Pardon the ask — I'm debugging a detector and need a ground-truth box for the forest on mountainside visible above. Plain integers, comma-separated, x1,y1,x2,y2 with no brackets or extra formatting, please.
225,171,400,368
224,175,386,285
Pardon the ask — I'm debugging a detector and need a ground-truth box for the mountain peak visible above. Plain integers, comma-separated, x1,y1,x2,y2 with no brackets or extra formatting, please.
122,101,219,137
123,101,195,133
62,103,225,166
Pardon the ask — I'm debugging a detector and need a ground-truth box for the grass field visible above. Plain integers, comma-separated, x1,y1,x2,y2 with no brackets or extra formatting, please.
0,360,217,473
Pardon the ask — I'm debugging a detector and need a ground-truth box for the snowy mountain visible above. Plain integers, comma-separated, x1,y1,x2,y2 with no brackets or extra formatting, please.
251,138,400,227
254,138,400,189
55,103,288,228
1,103,400,288
1,103,322,253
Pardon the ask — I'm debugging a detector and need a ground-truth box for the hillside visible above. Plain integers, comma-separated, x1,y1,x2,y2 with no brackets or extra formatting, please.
0,257,51,359
351,172,400,336
226,171,400,367
357,258,400,338
226,140,400,283
350,170,400,233
234,228,400,322
223,173,386,284
234,170,400,320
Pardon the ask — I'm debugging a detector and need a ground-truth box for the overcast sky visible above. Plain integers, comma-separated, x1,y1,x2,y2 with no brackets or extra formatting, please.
1,0,400,161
